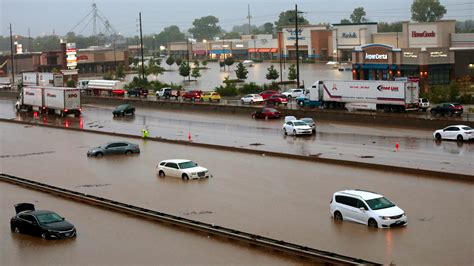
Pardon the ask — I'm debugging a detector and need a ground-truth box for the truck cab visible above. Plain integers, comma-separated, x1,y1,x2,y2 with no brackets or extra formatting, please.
296,81,323,107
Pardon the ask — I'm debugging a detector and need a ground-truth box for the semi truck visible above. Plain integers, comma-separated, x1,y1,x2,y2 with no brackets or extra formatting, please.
15,86,82,116
22,72,63,87
296,80,419,112
82,80,123,96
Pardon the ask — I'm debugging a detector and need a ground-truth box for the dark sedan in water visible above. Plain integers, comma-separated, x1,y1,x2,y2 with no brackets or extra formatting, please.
87,141,140,157
113,104,135,116
10,203,76,239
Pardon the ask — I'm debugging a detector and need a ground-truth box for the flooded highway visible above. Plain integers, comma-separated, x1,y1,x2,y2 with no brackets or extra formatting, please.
1,122,473,265
1,98,472,176
0,182,305,265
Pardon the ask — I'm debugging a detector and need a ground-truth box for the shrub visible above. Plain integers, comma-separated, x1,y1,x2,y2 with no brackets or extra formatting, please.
239,82,263,94
215,84,238,97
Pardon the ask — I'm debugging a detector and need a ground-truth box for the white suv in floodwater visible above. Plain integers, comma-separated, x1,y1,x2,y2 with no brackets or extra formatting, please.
330,189,407,228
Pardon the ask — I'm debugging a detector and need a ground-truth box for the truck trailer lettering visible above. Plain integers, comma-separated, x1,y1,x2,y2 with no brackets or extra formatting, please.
377,85,399,92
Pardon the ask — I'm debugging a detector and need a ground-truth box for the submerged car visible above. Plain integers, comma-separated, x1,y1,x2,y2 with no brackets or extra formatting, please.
113,104,135,116
251,108,281,119
300,118,316,132
330,190,407,228
433,125,474,141
10,203,76,239
156,159,210,180
283,120,313,135
87,141,140,157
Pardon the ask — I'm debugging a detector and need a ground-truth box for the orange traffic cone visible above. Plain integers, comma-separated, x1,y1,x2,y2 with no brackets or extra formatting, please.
188,132,192,142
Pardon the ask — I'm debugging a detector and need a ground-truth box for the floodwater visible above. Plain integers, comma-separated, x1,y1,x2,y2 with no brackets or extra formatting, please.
1,122,473,265
126,61,352,90
1,98,472,176
0,182,305,265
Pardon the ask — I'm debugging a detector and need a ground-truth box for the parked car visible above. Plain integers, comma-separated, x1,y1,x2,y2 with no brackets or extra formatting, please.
182,90,202,101
283,120,313,136
156,159,210,180
10,203,76,239
241,94,264,104
282,88,304,99
259,90,279,100
242,60,254,67
251,108,282,119
284,116,297,123
300,117,316,132
265,94,288,106
87,141,140,157
418,98,430,112
430,103,463,117
112,104,135,116
112,89,126,96
330,189,407,228
127,87,148,97
156,87,180,100
201,92,221,102
433,125,474,141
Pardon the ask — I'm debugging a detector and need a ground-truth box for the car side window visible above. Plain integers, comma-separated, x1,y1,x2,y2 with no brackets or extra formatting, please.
335,195,350,206
357,199,369,210
23,215,37,224
166,163,178,169
117,143,128,147
107,143,117,148
452,127,460,131
160,162,166,166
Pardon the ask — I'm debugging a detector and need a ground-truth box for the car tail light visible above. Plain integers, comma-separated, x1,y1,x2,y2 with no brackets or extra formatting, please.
64,109,68,112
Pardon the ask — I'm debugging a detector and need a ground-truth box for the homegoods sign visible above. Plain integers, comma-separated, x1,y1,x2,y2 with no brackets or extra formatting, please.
408,24,438,48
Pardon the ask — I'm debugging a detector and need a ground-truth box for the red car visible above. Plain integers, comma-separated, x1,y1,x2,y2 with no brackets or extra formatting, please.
112,89,126,96
265,94,288,106
251,107,282,119
259,90,279,100
182,90,202,101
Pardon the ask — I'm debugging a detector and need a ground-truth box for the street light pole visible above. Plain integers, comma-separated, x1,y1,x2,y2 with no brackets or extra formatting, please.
295,4,300,89
186,38,190,82
9,23,15,86
152,35,155,57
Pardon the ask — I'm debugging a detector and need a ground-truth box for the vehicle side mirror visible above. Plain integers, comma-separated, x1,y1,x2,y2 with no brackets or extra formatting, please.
359,207,366,211
62,217,65,221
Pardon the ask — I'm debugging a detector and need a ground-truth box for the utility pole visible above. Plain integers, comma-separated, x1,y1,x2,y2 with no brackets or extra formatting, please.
28,28,31,53
9,23,15,86
186,38,190,82
295,4,300,89
247,4,251,35
279,35,283,83
139,12,145,81
222,38,226,71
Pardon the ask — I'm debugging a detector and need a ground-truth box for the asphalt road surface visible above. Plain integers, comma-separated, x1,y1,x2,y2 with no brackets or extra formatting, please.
1,98,472,176
1,122,472,265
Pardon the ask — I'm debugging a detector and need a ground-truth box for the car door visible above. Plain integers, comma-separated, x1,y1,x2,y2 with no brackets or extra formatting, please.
21,214,39,235
165,162,180,177
355,199,370,224
105,143,120,155
338,196,359,223
443,127,456,139
115,143,128,154
448,127,461,140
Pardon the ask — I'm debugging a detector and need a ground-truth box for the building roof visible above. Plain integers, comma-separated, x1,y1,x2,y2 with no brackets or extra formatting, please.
332,22,378,26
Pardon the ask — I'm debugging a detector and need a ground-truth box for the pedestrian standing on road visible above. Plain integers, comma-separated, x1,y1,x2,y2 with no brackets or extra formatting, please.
142,129,149,139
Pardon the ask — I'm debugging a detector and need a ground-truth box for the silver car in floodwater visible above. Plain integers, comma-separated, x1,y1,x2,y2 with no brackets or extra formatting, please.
87,141,140,157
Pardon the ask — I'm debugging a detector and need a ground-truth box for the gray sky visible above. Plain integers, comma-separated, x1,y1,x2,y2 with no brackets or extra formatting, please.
1,0,472,37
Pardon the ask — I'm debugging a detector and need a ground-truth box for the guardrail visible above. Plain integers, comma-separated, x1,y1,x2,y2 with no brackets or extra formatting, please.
0,173,380,265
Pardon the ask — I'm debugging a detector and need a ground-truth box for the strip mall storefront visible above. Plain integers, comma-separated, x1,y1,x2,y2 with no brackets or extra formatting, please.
352,44,454,91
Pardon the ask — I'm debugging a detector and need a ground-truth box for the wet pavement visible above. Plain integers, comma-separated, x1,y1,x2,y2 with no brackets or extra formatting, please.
0,182,305,265
1,122,473,265
1,98,472,176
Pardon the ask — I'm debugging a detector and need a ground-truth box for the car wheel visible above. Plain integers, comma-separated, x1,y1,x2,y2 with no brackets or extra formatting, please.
283,128,287,135
12,226,20,233
422,108,427,112
457,135,464,142
298,101,304,107
182,174,189,181
191,97,195,101
158,170,165,177
449,112,453,117
125,150,133,155
435,133,442,140
241,100,245,104
95,152,103,157
265,115,268,120
430,110,436,116
334,211,343,221
368,218,378,228
293,129,297,136
250,100,254,104
41,232,48,239
251,114,256,119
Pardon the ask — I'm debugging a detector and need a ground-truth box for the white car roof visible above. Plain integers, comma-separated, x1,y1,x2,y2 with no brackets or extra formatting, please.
336,189,382,200
160,159,192,164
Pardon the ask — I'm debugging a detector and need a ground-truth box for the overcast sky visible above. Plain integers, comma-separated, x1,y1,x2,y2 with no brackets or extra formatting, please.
1,0,472,37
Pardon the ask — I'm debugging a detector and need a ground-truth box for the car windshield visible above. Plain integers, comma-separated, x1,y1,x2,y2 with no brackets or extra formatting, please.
421,98,428,102
36,212,63,224
266,108,278,112
462,126,472,130
178,161,198,169
301,118,314,123
116,105,128,110
294,121,307,126
365,197,395,210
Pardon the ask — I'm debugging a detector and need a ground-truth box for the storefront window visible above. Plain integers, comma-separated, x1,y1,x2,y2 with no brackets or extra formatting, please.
428,67,450,85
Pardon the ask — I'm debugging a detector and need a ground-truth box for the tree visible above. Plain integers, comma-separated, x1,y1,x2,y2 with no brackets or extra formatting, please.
202,60,208,67
179,62,190,80
266,65,279,82
147,63,164,81
262,22,274,34
411,0,446,22
175,58,183,67
275,10,309,31
166,56,175,69
116,64,125,79
288,64,297,81
350,7,367,23
224,57,234,69
222,31,241,39
156,25,185,45
378,22,403,32
191,60,201,80
235,62,248,81
340,18,351,24
189,16,221,41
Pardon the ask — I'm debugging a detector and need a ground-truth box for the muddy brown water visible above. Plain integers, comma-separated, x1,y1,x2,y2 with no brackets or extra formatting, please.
1,122,473,265
0,182,306,265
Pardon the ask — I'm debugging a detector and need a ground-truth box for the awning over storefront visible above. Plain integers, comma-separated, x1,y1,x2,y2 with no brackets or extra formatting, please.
270,48,278,53
210,49,231,54
248,48,257,53
193,50,207,55
361,64,389,70
258,48,271,53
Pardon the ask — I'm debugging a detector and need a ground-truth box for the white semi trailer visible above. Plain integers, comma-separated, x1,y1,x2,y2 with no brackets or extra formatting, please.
296,80,420,112
16,86,82,116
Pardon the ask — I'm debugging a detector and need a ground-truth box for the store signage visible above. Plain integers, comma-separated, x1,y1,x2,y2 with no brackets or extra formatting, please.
66,43,77,70
286,28,305,40
77,55,88,61
365,53,388,60
430,51,447,58
342,32,357,38
403,52,418,58
411,31,436,38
